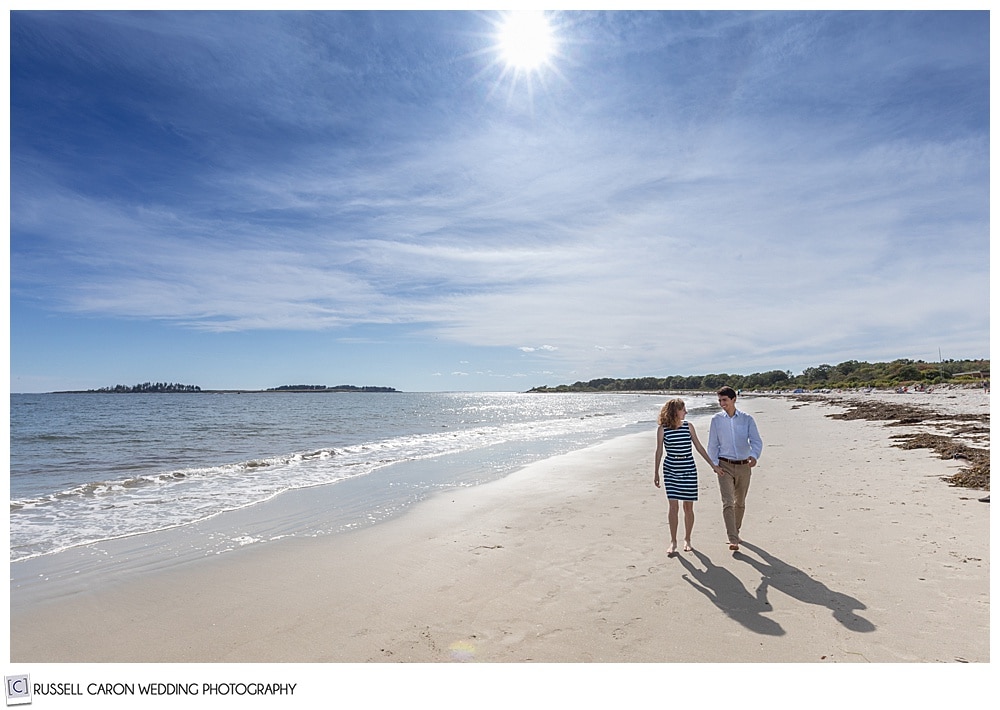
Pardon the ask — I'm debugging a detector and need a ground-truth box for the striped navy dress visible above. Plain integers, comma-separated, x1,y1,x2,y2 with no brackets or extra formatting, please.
662,421,698,501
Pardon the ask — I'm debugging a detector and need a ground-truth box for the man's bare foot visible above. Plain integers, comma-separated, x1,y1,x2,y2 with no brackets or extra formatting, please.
683,541,692,552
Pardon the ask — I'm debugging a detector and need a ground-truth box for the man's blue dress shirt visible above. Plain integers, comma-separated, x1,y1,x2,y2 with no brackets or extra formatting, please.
708,410,763,466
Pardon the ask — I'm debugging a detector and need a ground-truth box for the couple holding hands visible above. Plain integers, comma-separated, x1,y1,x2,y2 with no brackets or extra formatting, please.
654,386,764,556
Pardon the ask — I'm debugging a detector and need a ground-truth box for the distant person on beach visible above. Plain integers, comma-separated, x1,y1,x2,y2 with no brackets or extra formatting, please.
707,387,763,552
654,398,716,556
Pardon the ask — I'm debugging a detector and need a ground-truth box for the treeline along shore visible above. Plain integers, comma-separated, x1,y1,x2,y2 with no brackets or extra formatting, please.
53,382,398,394
528,357,989,393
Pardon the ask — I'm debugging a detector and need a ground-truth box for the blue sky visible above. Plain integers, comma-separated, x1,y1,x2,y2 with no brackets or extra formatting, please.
8,10,990,393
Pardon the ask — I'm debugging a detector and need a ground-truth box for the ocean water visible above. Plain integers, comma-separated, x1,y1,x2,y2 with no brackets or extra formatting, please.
9,391,717,568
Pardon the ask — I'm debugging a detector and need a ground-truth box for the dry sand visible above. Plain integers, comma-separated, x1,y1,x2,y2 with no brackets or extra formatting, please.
8,391,990,678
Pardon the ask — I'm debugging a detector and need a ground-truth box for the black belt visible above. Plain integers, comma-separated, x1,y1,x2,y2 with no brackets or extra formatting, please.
719,457,750,465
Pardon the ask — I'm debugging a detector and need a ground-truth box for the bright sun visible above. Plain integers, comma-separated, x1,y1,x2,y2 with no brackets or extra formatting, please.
497,10,555,71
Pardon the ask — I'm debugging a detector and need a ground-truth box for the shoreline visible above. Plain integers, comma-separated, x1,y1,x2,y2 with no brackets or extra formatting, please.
9,391,989,663
9,426,654,607
9,391,674,574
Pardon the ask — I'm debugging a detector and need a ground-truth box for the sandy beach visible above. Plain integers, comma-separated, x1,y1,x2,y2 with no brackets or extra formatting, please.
9,389,989,669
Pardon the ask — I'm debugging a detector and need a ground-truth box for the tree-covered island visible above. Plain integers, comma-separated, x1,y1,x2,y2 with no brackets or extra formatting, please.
86,382,202,393
56,382,397,393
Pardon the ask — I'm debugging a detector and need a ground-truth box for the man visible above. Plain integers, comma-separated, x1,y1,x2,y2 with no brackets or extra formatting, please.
707,386,763,551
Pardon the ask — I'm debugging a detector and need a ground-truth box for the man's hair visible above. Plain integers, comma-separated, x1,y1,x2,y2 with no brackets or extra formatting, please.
717,386,737,400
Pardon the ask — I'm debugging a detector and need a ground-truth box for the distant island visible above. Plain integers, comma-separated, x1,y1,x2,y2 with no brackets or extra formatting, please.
81,382,203,393
55,382,397,394
266,385,397,393
528,358,990,393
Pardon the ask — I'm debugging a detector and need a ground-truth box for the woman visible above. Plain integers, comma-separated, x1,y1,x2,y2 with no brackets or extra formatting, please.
654,398,714,556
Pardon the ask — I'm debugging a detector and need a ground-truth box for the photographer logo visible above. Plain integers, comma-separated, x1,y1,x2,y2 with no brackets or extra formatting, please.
4,676,31,706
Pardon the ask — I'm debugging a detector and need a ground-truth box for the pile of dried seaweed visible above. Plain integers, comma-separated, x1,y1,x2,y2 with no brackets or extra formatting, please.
890,433,990,490
813,398,990,491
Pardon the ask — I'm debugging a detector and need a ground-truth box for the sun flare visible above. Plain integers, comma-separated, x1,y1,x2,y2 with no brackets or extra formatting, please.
497,10,555,71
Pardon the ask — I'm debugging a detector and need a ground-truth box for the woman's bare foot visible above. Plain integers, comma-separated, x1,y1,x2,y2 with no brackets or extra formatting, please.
667,542,678,557
683,541,692,552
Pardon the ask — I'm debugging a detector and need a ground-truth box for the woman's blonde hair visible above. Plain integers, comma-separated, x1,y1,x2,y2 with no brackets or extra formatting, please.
658,398,685,428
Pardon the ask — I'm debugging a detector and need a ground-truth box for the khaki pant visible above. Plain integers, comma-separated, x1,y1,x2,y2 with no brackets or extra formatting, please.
717,459,752,544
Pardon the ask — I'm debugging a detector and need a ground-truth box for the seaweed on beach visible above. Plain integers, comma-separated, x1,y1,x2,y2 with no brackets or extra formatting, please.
805,396,990,492
890,433,990,491
827,400,990,432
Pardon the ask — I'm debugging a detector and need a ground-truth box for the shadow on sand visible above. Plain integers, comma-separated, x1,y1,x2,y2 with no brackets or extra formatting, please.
677,549,785,636
736,541,876,633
